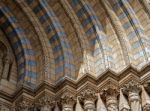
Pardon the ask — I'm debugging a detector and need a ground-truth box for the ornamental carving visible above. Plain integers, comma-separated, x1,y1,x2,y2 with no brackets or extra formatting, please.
79,89,97,102
123,80,141,93
15,100,31,111
60,92,76,111
60,92,76,106
36,95,55,110
123,80,141,102
79,89,97,111
101,88,119,111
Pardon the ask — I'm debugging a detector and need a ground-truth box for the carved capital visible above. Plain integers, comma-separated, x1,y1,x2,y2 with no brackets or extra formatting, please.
123,80,141,93
123,80,141,102
16,100,31,111
80,89,97,102
37,95,55,110
60,92,76,111
79,89,97,111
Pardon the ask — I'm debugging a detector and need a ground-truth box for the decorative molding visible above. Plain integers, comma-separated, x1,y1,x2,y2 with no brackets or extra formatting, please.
0,66,149,109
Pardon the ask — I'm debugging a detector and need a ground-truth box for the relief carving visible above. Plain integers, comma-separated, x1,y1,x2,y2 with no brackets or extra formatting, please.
36,95,55,111
15,100,31,111
60,92,76,111
79,89,97,111
101,88,119,111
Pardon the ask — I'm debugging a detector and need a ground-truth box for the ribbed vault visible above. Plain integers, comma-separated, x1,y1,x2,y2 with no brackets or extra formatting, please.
0,0,150,93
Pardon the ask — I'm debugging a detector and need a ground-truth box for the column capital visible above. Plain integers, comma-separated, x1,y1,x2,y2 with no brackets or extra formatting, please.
79,89,97,111
79,89,97,102
123,80,141,93
37,95,55,110
15,100,31,111
101,87,119,98
101,88,119,111
123,80,141,102
60,92,76,111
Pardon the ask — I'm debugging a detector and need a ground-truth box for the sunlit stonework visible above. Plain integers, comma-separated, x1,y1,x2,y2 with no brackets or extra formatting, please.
0,0,150,111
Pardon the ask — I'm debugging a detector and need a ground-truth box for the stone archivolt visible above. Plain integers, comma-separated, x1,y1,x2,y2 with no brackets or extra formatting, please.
0,0,150,111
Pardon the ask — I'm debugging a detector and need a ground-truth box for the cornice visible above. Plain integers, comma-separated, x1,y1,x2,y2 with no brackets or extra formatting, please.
0,65,149,104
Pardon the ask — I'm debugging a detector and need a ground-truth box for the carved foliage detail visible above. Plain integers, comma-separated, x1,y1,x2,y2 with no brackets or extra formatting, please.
37,95,55,110
16,100,31,111
79,89,97,102
60,92,76,106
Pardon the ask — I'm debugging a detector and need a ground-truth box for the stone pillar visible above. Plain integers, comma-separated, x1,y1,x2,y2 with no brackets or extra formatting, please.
119,89,130,111
2,57,10,79
37,96,54,111
54,102,60,111
141,85,150,111
102,88,119,111
80,89,97,111
96,93,107,111
60,92,75,111
123,80,142,111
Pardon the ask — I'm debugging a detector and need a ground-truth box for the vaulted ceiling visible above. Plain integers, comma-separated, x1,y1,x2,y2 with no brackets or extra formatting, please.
0,0,150,94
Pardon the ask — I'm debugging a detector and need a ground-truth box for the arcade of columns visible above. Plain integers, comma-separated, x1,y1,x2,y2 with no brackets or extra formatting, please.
0,68,150,111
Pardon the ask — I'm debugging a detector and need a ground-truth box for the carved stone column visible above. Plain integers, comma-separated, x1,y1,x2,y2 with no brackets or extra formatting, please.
60,92,75,111
80,89,97,111
123,80,142,111
16,100,31,111
2,57,10,79
141,85,150,111
102,88,119,111
37,96,54,111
